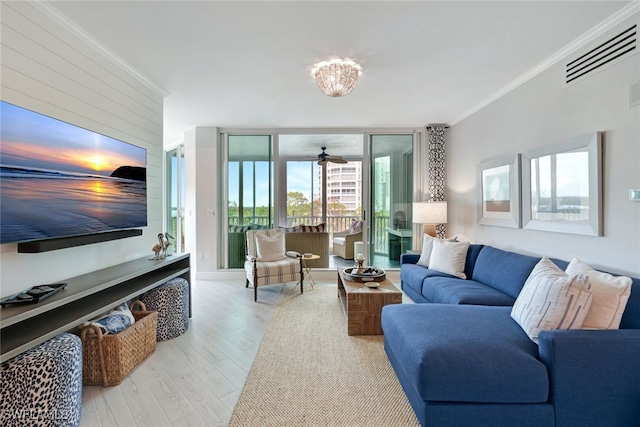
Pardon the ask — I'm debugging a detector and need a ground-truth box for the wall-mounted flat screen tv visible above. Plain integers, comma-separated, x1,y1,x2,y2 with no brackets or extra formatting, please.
0,101,147,244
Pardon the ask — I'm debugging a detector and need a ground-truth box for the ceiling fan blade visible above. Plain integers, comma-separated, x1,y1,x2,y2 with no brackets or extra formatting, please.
318,160,327,166
329,157,348,164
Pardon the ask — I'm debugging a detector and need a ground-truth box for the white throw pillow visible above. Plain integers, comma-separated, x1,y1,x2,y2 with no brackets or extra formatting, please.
511,257,592,344
565,258,632,329
416,234,436,267
416,234,457,267
255,232,286,262
428,239,470,279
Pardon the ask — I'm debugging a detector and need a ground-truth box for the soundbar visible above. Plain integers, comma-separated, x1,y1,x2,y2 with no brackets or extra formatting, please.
17,229,143,253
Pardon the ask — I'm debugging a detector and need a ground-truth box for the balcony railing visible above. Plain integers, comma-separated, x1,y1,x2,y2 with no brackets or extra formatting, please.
228,215,392,255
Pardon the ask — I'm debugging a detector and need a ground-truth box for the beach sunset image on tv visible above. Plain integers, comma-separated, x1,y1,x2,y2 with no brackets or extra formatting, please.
0,101,147,244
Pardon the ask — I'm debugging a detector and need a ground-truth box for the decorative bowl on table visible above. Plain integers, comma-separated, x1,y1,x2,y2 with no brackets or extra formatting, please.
343,267,386,283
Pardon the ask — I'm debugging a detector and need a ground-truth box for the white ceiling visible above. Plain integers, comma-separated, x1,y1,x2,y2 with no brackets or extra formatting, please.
49,1,631,147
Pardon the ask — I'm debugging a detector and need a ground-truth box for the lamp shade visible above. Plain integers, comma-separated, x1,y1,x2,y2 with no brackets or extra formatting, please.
413,201,448,224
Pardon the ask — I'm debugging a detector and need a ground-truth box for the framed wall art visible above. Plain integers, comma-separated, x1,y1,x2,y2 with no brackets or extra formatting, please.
477,154,521,228
521,132,602,236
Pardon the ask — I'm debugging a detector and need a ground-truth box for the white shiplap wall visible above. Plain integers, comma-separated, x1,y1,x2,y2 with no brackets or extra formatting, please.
0,2,166,296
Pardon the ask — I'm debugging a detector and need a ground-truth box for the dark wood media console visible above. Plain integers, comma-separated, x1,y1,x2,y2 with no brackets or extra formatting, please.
0,253,191,363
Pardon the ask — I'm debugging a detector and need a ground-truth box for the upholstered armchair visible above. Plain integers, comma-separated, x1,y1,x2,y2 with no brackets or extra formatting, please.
245,229,303,302
333,220,364,260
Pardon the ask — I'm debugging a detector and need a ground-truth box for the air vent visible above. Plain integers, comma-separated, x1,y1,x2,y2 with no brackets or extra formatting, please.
566,24,636,84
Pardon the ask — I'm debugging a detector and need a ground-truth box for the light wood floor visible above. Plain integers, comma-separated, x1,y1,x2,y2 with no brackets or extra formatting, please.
80,278,288,427
80,270,406,426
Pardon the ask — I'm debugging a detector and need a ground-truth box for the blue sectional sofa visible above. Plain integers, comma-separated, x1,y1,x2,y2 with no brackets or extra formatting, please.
382,244,640,427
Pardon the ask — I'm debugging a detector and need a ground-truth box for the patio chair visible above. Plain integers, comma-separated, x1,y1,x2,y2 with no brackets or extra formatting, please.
332,219,364,260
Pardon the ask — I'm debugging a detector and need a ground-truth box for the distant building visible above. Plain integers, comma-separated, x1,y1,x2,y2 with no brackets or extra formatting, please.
320,162,362,213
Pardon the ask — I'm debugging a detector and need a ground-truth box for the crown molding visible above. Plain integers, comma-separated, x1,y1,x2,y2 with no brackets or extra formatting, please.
450,1,640,126
31,1,169,98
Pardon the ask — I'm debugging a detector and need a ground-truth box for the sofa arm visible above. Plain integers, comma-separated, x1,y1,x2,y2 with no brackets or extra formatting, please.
400,253,419,265
538,329,640,427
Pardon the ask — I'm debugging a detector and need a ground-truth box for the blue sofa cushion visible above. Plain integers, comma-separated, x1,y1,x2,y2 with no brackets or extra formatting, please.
381,304,549,403
472,246,540,298
422,277,516,306
401,264,454,297
621,277,640,329
400,253,420,265
464,244,485,279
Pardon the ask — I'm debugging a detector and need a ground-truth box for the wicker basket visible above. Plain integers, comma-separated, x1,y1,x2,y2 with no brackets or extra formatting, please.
81,301,158,386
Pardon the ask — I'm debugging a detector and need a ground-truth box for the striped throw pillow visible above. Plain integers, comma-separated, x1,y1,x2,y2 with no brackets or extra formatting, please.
511,257,592,344
299,223,326,233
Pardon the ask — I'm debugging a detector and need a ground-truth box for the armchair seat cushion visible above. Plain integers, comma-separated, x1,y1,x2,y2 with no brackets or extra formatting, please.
333,237,346,245
382,304,549,404
245,257,300,279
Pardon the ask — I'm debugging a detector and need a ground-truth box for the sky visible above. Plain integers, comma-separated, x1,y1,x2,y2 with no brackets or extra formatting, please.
531,152,589,198
0,101,146,177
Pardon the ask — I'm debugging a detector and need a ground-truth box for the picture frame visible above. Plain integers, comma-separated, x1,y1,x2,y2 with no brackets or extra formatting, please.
477,154,521,228
521,132,602,236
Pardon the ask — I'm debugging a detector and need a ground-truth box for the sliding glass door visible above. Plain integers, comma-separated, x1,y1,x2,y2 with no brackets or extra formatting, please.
219,129,419,269
165,145,185,253
226,135,273,268
369,134,414,268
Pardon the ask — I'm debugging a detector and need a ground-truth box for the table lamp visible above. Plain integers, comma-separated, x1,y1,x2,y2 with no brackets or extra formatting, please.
413,201,447,237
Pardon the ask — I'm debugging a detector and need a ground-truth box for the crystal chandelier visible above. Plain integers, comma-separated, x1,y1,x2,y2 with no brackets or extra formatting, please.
311,58,362,97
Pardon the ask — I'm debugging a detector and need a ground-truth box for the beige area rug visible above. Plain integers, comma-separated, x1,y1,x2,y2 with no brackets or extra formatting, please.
229,283,419,427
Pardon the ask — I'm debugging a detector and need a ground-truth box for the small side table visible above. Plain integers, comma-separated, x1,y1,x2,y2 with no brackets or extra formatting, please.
300,254,320,289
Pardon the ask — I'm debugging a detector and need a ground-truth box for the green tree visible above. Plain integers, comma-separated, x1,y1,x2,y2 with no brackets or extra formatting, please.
287,191,311,218
327,201,348,216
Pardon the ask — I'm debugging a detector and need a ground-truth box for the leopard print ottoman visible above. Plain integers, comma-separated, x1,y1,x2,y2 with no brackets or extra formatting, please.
140,277,190,341
0,333,82,427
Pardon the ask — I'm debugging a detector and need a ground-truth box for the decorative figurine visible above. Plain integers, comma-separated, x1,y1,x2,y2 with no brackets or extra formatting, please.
151,233,165,260
150,232,176,260
163,232,174,257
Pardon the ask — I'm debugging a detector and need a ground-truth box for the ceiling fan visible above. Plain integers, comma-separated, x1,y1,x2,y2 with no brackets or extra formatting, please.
317,147,347,165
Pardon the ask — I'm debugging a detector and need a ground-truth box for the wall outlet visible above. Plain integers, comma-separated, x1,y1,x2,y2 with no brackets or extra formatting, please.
630,189,640,201
205,251,211,260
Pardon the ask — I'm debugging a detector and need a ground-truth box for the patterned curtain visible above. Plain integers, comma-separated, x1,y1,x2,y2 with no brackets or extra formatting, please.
426,124,448,238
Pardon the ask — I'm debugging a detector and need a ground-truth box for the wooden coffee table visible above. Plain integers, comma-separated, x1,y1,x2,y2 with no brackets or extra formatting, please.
337,268,402,335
